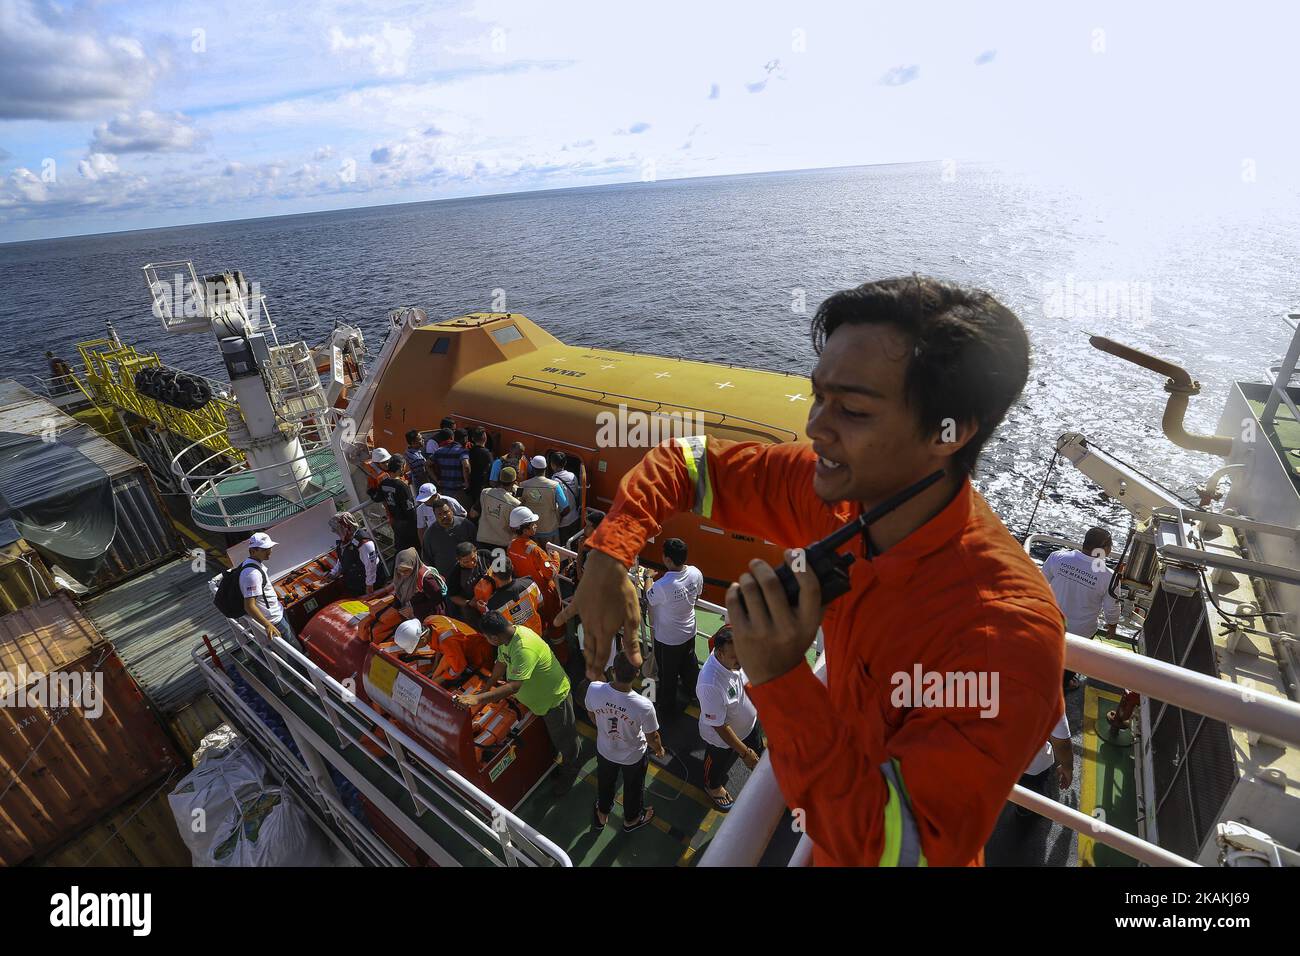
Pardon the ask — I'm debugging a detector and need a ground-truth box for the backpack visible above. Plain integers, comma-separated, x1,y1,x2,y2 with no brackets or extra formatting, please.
215,559,262,619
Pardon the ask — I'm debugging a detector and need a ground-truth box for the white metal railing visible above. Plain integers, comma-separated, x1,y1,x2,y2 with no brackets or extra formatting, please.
201,615,571,867
1260,313,1300,427
700,630,1300,867
172,422,346,528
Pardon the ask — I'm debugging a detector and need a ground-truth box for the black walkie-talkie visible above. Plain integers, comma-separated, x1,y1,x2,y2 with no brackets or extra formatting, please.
740,469,947,611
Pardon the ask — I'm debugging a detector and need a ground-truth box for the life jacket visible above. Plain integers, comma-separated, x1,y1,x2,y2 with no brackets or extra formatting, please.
518,475,563,534
337,531,388,596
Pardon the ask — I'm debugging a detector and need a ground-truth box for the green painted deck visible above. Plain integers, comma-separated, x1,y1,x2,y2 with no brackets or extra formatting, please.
1079,685,1140,867
1248,394,1300,485
191,448,344,529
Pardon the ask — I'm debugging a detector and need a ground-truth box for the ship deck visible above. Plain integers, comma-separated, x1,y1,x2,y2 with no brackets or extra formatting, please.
191,448,344,529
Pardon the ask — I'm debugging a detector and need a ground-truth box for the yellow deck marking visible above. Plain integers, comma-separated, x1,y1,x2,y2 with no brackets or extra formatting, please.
170,518,224,562
1078,685,1120,868
575,721,715,810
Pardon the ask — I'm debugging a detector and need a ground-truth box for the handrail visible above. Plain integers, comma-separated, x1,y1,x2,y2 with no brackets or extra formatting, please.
213,614,572,867
506,374,801,442
701,631,1300,867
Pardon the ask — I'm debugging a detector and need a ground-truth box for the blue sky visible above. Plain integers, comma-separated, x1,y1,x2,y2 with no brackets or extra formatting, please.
1,0,1296,242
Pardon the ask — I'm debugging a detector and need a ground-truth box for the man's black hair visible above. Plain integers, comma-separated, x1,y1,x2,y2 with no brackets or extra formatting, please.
1082,527,1113,555
385,456,403,473
612,652,639,683
434,428,452,443
481,610,511,637
440,417,456,430
456,541,477,557
712,625,734,652
453,428,468,444
405,428,420,444
810,276,1030,477
548,450,568,468
663,537,688,567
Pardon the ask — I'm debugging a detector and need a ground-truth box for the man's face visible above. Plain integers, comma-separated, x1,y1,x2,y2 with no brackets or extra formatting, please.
249,546,271,561
805,322,962,506
436,505,454,528
716,643,740,670
458,551,477,569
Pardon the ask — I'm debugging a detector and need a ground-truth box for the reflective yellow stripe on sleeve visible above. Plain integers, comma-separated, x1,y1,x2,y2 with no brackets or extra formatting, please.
879,758,928,867
675,435,713,519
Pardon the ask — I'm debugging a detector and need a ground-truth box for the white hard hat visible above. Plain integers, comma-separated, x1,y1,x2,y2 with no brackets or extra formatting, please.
530,455,547,470
248,531,278,550
415,482,437,503
394,619,427,654
371,447,391,464
509,506,540,528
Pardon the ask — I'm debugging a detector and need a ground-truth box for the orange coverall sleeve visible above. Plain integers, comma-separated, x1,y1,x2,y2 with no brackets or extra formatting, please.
586,437,834,567
748,603,1064,866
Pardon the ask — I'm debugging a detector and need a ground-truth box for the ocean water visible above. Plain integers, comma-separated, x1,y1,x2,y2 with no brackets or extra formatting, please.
1,162,1295,541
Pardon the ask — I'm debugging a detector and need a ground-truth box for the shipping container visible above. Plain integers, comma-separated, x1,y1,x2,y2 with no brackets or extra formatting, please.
0,536,57,615
38,776,190,867
0,382,180,593
166,694,226,761
83,556,225,718
0,595,181,866
61,424,180,589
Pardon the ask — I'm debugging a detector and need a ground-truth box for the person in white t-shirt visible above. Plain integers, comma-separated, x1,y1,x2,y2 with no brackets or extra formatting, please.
239,531,303,652
1042,526,1120,691
696,626,763,811
1015,713,1073,819
415,481,465,533
647,537,705,720
585,653,666,832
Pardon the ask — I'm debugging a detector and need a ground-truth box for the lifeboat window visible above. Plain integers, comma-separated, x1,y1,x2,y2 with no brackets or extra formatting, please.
490,325,523,346
430,336,451,354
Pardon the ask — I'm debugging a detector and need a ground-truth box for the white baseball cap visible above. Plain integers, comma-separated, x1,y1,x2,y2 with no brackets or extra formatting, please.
249,531,278,550
415,482,437,503
394,619,427,654
509,506,540,528
371,447,391,464
530,455,547,470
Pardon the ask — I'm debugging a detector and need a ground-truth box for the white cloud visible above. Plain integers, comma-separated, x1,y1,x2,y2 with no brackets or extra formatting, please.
90,111,206,154
328,23,415,77
78,153,119,181
0,0,167,119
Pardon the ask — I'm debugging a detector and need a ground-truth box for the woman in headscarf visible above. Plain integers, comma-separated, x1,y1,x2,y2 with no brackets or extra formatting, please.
392,547,448,620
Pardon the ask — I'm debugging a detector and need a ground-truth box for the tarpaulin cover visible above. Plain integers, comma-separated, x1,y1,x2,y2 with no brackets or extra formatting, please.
0,431,116,561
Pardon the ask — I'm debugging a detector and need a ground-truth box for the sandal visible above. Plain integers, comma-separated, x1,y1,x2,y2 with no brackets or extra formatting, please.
706,788,735,812
623,806,656,833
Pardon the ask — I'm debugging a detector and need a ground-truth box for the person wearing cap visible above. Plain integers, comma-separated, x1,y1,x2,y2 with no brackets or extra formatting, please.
548,451,583,544
372,455,420,551
507,506,563,654
455,611,580,795
477,465,521,551
586,651,665,832
327,511,387,597
517,455,569,544
696,626,764,811
240,532,303,652
415,481,465,536
420,496,478,583
447,541,491,626
489,441,528,485
391,547,448,620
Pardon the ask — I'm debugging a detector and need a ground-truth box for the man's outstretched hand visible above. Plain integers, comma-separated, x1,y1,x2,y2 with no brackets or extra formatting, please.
553,549,642,680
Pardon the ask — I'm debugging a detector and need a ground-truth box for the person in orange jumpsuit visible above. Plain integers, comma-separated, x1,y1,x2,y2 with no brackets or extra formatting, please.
506,506,562,636
558,277,1065,867
472,567,546,638
426,616,496,684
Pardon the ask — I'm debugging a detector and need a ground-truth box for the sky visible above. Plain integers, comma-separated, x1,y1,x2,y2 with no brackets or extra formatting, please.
1,0,1298,242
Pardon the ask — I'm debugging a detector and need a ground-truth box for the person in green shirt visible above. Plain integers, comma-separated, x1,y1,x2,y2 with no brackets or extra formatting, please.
454,610,581,794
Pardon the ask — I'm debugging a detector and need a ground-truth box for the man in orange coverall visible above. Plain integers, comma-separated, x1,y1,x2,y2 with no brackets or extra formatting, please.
557,277,1066,866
